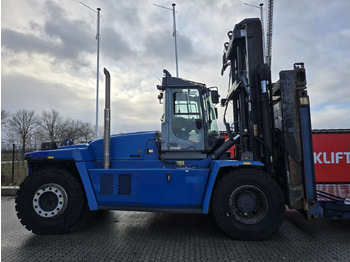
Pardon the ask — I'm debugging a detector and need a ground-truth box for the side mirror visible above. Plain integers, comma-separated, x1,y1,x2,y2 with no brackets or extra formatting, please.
211,90,220,104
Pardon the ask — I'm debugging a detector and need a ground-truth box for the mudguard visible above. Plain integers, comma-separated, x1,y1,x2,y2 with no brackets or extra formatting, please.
201,160,264,214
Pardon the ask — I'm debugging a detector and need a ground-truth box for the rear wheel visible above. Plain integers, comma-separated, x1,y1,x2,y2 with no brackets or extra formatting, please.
16,168,86,234
212,169,285,240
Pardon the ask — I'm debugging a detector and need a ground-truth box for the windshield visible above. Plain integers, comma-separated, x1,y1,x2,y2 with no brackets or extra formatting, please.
202,90,219,137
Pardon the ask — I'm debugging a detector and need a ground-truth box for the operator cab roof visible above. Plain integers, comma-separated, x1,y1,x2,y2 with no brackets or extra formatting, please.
157,69,207,91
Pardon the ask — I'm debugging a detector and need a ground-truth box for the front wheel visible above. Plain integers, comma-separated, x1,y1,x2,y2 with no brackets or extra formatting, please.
16,168,86,234
212,169,285,240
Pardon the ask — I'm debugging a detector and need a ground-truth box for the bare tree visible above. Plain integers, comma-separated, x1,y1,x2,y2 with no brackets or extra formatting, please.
1,109,10,126
98,126,104,139
8,109,37,156
38,109,68,142
58,119,95,144
4,128,18,150
28,128,46,151
3,108,96,150
80,122,95,143
1,109,11,150
59,119,76,144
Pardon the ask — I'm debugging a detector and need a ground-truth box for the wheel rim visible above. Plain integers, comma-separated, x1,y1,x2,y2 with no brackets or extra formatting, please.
229,185,268,224
32,183,68,218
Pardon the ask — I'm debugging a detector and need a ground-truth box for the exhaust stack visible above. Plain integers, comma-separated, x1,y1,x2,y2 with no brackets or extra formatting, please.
103,68,111,169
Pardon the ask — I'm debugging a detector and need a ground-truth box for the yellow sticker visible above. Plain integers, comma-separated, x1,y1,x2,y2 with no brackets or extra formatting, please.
176,161,185,166
48,156,54,159
243,162,251,165
300,97,309,105
253,125,258,136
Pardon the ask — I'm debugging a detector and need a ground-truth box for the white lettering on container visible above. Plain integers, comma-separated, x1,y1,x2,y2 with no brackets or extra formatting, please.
314,152,350,164
314,152,322,164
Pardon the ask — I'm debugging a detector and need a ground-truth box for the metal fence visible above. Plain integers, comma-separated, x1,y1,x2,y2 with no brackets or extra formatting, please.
1,144,27,186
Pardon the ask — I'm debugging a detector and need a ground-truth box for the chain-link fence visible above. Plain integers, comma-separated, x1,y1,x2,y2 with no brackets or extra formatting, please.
1,144,28,186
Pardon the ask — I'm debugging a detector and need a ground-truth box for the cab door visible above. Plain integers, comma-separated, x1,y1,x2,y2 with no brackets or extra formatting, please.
161,88,206,159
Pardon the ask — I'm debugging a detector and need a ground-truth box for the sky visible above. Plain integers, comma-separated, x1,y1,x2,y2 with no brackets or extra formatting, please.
2,0,350,137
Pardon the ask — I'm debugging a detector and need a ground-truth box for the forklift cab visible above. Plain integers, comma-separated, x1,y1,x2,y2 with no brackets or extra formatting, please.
157,70,222,159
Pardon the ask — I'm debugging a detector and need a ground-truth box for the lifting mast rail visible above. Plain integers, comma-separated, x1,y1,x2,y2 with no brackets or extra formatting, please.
266,0,274,68
220,18,350,219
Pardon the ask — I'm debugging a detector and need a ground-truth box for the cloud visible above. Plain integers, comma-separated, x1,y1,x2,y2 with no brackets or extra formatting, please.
1,73,95,120
2,0,350,135
100,27,134,62
2,1,95,72
42,2,96,63
312,105,350,129
141,30,174,60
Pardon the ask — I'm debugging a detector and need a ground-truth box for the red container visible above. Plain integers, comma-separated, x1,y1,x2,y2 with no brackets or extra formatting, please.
221,133,236,159
312,130,350,183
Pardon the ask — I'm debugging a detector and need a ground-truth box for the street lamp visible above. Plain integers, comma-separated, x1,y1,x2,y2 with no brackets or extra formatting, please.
154,3,179,77
79,2,101,140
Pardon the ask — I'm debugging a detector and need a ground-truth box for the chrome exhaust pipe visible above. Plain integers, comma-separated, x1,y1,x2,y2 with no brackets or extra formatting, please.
103,68,111,169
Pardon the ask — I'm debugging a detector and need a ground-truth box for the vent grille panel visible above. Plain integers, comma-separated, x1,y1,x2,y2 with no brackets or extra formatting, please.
118,174,132,195
100,174,114,195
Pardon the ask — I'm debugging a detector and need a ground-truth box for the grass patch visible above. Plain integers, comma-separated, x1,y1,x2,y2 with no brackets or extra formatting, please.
1,161,28,186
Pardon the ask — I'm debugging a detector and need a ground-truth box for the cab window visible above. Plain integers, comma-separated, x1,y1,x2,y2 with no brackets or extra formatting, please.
172,89,203,142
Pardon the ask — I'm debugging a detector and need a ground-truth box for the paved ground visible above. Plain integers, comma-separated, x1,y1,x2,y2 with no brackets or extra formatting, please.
2,196,350,262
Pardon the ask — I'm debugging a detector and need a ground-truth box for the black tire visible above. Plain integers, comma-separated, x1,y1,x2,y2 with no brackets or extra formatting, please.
15,167,86,234
212,169,285,240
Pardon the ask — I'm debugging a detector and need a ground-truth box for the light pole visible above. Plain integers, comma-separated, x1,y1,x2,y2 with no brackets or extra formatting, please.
96,8,101,140
154,3,179,77
172,4,179,77
79,2,101,140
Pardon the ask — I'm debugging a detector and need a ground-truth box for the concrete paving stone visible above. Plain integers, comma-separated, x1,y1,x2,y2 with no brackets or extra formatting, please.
2,196,350,262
